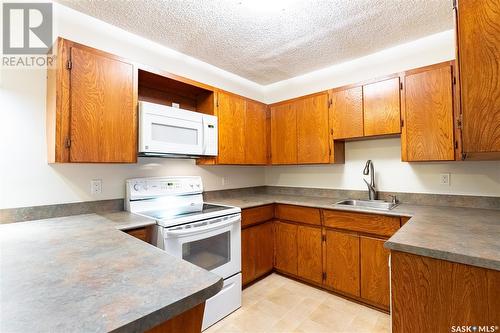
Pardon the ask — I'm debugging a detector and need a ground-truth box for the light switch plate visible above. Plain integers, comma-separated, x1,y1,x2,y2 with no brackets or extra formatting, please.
440,173,450,185
91,179,102,195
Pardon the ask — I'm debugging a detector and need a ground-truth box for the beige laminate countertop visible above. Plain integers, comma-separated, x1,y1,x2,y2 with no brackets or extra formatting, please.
205,193,500,271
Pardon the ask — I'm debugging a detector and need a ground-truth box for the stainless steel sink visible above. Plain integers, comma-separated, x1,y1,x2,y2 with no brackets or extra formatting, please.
335,199,399,211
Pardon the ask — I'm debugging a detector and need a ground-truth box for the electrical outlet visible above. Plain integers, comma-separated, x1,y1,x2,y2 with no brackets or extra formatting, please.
440,173,450,185
91,179,102,195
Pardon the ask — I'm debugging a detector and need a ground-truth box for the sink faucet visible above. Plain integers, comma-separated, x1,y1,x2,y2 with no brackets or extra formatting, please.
363,160,377,200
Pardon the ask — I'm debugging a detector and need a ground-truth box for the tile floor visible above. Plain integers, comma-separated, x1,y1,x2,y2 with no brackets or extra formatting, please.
205,273,390,333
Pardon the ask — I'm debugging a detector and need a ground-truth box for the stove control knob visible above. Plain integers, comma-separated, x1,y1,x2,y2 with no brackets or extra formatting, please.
133,183,140,191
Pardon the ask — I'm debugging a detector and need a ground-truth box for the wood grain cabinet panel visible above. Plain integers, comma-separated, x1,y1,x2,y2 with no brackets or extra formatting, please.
363,77,401,136
242,221,274,286
241,228,256,285
274,221,298,275
270,103,298,164
360,237,390,309
217,92,246,164
402,64,455,161
275,204,321,226
297,93,330,164
241,205,274,228
245,100,268,164
324,230,360,297
69,44,136,162
391,251,499,333
254,222,274,278
331,86,363,139
297,225,323,284
457,0,500,159
323,210,400,237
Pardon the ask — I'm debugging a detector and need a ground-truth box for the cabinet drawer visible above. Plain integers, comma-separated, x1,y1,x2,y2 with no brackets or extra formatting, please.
323,210,400,237
242,205,274,228
275,204,321,225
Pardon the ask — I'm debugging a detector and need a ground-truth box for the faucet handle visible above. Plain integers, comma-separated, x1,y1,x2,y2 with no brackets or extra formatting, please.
388,195,398,204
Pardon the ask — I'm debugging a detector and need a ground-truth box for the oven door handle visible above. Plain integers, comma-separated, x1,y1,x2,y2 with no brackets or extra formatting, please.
165,215,240,237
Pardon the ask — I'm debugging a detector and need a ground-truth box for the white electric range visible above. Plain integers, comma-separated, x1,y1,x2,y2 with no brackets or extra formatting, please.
125,176,241,330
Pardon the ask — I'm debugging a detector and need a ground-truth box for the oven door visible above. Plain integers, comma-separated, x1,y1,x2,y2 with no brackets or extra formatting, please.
139,103,204,156
163,214,241,279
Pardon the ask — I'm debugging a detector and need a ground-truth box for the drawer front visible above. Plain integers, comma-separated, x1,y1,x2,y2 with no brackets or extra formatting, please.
323,210,400,237
275,204,321,225
241,204,274,228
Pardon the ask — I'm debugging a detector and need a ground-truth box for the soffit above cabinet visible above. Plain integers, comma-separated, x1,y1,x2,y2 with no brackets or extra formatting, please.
55,0,453,85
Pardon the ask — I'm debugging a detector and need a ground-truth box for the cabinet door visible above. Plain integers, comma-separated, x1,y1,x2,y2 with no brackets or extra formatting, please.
245,100,268,165
241,228,256,285
270,103,297,164
297,94,330,164
403,65,455,161
254,222,274,278
325,230,360,297
331,86,363,139
363,78,401,136
297,226,322,284
274,221,298,275
360,237,390,309
457,0,500,157
70,45,136,162
217,92,246,164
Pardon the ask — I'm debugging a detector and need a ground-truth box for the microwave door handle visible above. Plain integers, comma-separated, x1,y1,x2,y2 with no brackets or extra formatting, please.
165,215,240,237
202,118,207,154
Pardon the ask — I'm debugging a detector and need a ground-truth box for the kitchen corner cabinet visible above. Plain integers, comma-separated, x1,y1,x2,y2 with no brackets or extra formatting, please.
401,63,455,161
456,0,500,159
270,92,344,165
46,38,137,163
201,91,268,165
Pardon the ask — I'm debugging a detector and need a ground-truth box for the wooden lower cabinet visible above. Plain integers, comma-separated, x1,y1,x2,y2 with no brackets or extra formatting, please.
274,221,298,275
297,225,323,284
242,221,274,286
145,302,205,333
360,237,390,309
324,230,360,297
391,251,500,333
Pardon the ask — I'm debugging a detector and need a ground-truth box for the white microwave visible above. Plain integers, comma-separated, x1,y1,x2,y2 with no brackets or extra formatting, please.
138,101,218,158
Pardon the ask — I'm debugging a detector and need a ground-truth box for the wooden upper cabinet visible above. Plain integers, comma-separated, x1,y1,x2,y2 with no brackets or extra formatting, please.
297,93,330,163
363,77,401,137
244,100,268,164
217,92,246,164
47,38,137,163
457,0,500,159
331,86,363,139
270,102,298,164
402,64,455,161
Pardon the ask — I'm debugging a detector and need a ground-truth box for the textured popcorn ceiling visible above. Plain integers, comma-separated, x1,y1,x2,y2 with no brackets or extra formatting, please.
56,0,454,84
